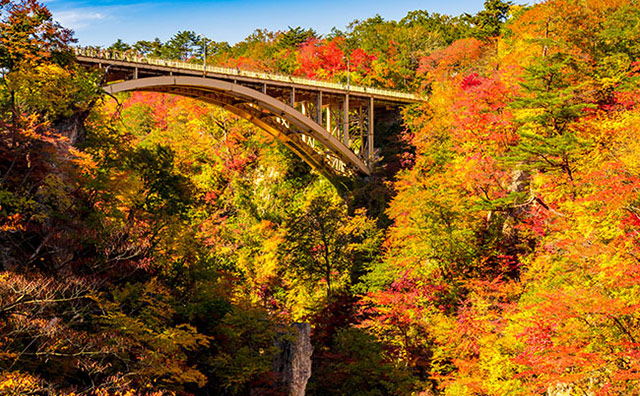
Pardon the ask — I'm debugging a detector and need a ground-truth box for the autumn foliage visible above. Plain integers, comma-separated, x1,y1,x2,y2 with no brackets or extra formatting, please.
3,0,640,395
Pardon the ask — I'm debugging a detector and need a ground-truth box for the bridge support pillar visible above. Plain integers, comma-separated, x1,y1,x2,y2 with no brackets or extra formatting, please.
343,94,349,147
358,106,364,157
316,92,322,125
368,97,374,163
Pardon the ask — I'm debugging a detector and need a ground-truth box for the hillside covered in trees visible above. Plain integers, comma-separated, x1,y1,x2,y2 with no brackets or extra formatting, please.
2,0,640,394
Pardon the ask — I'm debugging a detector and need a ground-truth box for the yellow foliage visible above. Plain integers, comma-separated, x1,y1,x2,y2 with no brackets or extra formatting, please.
90,389,174,396
0,371,45,395
8,63,82,120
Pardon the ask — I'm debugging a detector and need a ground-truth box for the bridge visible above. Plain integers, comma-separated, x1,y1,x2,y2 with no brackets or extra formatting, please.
74,48,424,181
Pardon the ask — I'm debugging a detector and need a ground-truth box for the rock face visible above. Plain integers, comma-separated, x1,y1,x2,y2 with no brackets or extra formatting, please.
273,322,313,396
54,111,89,145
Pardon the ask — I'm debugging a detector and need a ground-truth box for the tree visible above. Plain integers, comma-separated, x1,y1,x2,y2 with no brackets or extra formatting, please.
108,38,131,52
399,10,471,45
466,0,513,40
508,51,593,185
163,30,199,60
0,0,74,73
281,191,380,300
132,37,163,56
295,38,345,79
277,26,317,49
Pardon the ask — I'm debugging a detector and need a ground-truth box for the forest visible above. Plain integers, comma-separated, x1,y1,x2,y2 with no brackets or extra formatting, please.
1,0,640,394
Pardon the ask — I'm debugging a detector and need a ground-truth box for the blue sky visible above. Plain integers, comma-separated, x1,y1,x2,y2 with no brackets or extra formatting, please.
45,0,489,47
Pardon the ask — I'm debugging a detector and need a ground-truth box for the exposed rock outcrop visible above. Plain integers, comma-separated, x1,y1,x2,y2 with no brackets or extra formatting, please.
273,322,313,396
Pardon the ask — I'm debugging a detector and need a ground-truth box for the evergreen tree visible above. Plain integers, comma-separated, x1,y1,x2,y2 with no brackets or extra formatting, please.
509,51,593,183
277,26,317,49
163,30,199,60
108,38,131,52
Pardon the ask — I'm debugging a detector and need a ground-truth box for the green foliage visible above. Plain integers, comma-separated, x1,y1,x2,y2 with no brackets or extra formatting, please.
206,305,279,395
127,144,193,217
308,328,417,396
277,26,317,49
598,4,640,60
281,184,382,300
108,38,131,52
508,52,595,183
466,0,513,39
163,30,199,60
132,37,164,57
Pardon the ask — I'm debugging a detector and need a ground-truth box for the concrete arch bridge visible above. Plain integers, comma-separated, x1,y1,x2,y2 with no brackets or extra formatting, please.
74,48,424,182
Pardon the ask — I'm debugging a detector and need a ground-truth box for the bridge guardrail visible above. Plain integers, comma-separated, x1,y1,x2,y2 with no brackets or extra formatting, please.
73,47,423,102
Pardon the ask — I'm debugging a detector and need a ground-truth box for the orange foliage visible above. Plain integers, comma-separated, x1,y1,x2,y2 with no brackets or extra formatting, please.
418,38,486,86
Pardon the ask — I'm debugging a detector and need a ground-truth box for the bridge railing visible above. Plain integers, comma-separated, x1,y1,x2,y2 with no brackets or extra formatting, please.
73,47,423,102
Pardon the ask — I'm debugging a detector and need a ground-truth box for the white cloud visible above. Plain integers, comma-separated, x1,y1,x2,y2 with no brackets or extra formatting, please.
53,9,107,31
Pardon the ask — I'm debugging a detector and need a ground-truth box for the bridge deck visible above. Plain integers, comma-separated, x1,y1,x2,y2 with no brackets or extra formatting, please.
75,47,425,181
73,47,423,104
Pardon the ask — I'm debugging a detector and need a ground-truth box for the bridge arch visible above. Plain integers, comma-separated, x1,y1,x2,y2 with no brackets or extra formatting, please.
104,76,371,180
